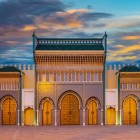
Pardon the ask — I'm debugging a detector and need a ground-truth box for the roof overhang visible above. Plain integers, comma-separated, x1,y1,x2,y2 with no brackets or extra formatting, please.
35,50,104,55
120,72,140,74
0,71,25,75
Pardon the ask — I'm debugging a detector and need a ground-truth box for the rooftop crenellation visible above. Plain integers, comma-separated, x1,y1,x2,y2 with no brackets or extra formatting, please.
0,64,35,70
0,64,139,71
107,64,139,70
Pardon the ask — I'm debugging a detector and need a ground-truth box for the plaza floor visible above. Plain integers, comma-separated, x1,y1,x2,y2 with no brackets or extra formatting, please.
0,125,140,140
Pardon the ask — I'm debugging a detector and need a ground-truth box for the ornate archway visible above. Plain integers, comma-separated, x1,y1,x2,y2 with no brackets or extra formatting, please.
2,97,17,125
60,93,80,125
123,97,137,125
24,107,34,125
88,100,97,125
42,100,52,125
106,107,116,125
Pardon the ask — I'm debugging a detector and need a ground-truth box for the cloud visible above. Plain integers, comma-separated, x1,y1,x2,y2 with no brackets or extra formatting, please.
66,9,89,14
121,35,140,40
35,15,83,29
70,31,103,38
0,45,33,64
107,44,140,63
78,12,113,21
0,0,65,27
21,25,37,31
0,0,139,65
33,9,113,30
104,16,140,30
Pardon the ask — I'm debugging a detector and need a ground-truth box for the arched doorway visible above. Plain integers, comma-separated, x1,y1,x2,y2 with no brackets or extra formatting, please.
42,100,52,125
106,107,116,125
88,100,97,125
24,108,34,125
60,94,80,125
2,97,16,125
123,97,137,125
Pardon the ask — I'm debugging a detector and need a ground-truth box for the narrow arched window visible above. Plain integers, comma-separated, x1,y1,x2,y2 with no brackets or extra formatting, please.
94,73,98,81
87,73,91,81
64,73,69,81
72,73,76,81
56,73,61,81
80,73,83,81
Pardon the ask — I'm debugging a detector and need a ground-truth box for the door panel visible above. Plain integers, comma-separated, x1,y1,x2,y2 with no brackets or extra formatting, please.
123,97,137,125
9,99,16,125
2,98,16,125
88,100,97,125
61,94,80,125
106,107,116,125
43,101,52,125
2,99,9,125
24,108,34,125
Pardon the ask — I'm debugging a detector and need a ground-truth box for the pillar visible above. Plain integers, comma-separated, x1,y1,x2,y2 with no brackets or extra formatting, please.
137,108,140,124
120,109,122,125
18,110,20,126
101,109,103,125
36,109,39,126
116,110,118,125
83,109,85,126
0,107,1,125
22,109,24,126
55,109,57,126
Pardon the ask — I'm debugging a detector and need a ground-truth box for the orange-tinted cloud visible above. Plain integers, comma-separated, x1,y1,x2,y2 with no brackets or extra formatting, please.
21,25,36,31
34,8,112,30
66,9,89,14
34,10,85,29
121,36,140,40
107,44,140,61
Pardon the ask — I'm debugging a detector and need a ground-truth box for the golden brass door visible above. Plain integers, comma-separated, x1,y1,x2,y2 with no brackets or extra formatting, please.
24,108,34,125
123,97,137,125
106,107,116,125
43,101,52,125
88,100,97,125
61,94,80,125
2,98,16,125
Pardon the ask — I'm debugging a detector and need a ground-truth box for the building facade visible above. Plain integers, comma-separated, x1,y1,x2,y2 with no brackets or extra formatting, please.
0,33,140,126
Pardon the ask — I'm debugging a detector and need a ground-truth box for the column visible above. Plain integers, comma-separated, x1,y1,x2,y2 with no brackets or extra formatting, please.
101,109,103,125
120,109,122,125
18,110,20,126
36,110,39,126
55,109,57,126
82,83,86,125
116,110,118,125
83,109,85,126
137,108,140,124
101,72,102,81
22,108,24,126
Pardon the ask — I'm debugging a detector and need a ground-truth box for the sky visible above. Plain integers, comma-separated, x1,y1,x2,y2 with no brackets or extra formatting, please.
0,0,140,65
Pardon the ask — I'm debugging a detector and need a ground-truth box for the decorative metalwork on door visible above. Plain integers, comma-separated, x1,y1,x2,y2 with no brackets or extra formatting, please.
123,97,137,125
88,100,97,125
43,101,52,125
61,94,80,125
2,98,16,125
24,108,34,125
106,107,116,125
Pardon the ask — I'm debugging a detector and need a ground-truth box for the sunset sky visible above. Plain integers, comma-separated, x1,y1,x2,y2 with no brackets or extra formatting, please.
0,0,140,65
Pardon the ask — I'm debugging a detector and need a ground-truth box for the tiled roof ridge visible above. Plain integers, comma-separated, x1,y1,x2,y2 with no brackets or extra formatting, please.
119,65,140,72
35,44,104,50
0,66,21,72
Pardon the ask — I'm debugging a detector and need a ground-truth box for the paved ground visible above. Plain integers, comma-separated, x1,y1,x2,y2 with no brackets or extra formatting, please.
0,125,140,140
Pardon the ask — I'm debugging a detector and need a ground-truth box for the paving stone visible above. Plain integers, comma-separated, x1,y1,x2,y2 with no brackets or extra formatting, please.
0,125,140,140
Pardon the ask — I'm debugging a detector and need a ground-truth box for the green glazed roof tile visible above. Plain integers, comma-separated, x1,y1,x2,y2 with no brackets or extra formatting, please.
0,66,21,72
35,44,104,51
119,65,140,72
